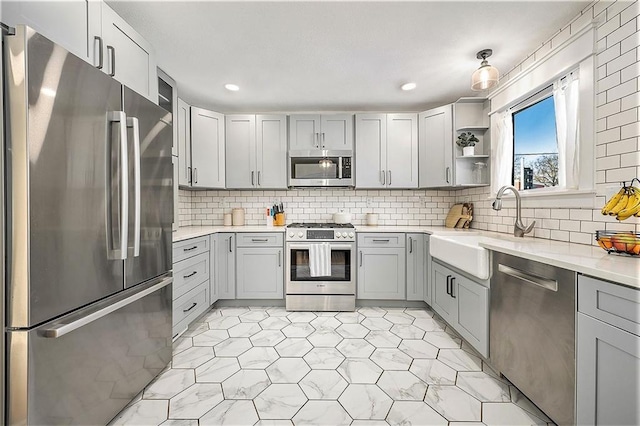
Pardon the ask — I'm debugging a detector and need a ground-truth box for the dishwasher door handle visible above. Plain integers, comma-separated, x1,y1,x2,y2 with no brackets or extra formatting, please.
498,264,558,292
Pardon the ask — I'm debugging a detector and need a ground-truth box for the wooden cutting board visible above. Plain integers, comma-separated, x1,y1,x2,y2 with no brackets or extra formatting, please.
445,203,473,228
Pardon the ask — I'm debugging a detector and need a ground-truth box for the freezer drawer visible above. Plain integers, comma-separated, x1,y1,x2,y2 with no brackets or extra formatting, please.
6,275,172,426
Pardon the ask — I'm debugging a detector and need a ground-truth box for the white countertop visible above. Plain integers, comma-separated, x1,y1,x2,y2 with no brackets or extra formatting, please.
174,225,639,289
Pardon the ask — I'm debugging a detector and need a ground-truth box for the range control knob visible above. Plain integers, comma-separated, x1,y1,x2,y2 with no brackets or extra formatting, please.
298,232,304,238
342,232,348,238
349,232,354,238
336,233,342,238
288,232,294,238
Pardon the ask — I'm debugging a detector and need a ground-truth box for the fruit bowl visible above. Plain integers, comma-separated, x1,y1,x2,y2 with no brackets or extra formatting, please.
596,231,640,256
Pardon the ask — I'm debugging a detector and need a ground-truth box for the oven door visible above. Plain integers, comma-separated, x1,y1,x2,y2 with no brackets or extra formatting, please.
286,243,355,295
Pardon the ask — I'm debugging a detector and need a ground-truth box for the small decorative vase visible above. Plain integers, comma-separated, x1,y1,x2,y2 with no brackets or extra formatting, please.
463,146,475,156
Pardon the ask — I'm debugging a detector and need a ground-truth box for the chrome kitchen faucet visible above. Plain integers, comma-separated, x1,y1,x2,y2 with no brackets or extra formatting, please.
492,185,535,237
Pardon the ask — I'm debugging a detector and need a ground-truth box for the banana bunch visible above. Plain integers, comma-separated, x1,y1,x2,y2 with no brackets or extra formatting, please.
602,185,640,220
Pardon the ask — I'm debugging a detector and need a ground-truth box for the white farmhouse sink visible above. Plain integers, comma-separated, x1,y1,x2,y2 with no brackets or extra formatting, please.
430,234,491,280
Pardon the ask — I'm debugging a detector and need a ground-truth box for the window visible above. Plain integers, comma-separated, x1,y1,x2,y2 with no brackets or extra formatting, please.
512,90,558,191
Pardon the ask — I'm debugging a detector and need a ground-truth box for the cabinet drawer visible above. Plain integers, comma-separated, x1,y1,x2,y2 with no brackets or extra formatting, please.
235,233,283,247
174,252,209,299
173,236,210,263
358,233,405,248
578,275,640,336
173,280,209,327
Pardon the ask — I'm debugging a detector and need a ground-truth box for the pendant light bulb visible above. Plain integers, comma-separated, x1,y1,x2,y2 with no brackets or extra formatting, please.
471,49,499,91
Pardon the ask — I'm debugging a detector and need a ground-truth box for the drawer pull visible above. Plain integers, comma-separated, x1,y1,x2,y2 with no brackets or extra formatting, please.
183,302,197,313
183,271,197,279
450,277,456,298
251,238,269,242
372,239,390,243
446,275,452,295
183,245,198,252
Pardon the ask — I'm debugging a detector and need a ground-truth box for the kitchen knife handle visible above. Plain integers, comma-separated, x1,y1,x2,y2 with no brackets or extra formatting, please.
107,45,116,77
94,36,103,69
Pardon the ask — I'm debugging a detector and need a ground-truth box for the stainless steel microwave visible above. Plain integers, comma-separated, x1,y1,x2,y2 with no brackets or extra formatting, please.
288,150,353,187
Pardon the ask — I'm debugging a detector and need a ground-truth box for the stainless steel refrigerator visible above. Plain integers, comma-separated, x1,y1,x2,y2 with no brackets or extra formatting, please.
4,25,173,425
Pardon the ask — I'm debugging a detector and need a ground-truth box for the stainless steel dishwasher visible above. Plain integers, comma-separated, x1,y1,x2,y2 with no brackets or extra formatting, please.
490,252,576,426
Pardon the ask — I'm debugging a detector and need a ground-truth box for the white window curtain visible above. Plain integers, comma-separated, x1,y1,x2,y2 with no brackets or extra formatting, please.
492,109,513,194
553,72,580,189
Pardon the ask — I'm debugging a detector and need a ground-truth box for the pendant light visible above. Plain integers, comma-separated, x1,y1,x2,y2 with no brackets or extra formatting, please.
471,49,499,91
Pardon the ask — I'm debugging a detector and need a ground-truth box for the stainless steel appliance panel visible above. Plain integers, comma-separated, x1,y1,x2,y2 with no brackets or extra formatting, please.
6,275,172,425
286,294,355,312
285,243,355,295
490,252,575,426
123,87,173,287
5,27,126,328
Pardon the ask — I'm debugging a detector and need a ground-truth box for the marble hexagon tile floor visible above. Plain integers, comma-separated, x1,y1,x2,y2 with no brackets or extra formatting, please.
110,306,555,426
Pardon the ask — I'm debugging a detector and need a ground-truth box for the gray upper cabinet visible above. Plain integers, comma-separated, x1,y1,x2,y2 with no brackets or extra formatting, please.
191,107,225,189
356,114,418,189
226,115,287,189
289,114,353,151
3,1,158,103
576,275,640,426
419,105,453,188
406,233,426,301
177,98,192,187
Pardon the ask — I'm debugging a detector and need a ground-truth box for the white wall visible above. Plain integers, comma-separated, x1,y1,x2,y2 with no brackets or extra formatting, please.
457,0,640,245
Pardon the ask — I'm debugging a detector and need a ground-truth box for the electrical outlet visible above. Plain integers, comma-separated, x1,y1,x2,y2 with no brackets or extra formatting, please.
366,197,373,208
219,197,228,209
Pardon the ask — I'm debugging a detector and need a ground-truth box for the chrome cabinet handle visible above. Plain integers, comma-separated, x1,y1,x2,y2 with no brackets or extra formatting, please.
183,302,197,313
40,276,171,338
381,170,386,185
450,277,456,298
107,45,116,77
127,117,141,257
258,171,261,186
251,238,269,242
183,245,198,252
251,171,255,186
446,167,450,184
107,111,129,260
229,236,233,253
187,166,192,183
498,264,558,292
409,237,413,253
194,168,198,184
314,132,319,148
322,132,325,148
359,251,363,267
183,271,197,279
388,170,392,186
278,250,282,267
94,36,103,69
372,239,390,243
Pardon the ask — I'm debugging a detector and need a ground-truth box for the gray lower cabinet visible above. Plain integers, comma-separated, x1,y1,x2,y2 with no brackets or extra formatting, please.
576,275,640,426
235,233,284,299
406,233,426,301
431,260,489,357
357,233,406,300
172,236,211,338
215,233,236,299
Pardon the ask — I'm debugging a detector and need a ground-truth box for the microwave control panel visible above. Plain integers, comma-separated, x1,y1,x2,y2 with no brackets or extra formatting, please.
342,157,351,178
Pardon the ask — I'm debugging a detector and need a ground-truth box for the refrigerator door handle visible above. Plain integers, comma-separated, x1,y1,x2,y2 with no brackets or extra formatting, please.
127,116,141,257
39,276,172,338
107,111,129,260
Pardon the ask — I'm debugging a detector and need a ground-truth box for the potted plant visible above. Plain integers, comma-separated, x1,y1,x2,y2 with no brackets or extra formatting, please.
456,132,479,156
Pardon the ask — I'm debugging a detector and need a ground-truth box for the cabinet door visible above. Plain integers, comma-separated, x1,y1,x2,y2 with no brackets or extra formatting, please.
226,115,256,189
101,3,157,102
419,105,453,187
2,0,100,66
191,107,225,189
424,237,432,305
406,234,425,301
453,275,489,358
577,313,640,426
257,115,287,189
355,114,387,189
357,247,406,300
320,114,354,150
177,98,192,187
209,235,218,305
431,262,456,323
236,247,284,299
289,115,321,150
216,234,236,300
386,114,418,188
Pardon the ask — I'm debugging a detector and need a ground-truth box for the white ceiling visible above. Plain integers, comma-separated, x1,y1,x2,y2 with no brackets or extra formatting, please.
107,1,589,112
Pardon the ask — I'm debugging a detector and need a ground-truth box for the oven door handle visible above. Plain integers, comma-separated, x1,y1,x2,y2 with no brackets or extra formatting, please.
286,243,355,250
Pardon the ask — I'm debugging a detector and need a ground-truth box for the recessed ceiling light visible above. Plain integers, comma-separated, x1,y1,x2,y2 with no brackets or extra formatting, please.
225,83,240,91
401,82,417,91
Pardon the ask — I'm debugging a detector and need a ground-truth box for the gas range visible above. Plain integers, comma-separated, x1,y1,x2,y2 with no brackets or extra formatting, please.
286,223,355,242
